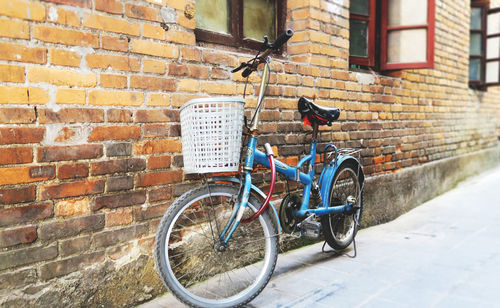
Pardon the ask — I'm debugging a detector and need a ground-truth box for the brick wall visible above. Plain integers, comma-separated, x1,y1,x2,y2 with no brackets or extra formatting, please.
0,0,499,306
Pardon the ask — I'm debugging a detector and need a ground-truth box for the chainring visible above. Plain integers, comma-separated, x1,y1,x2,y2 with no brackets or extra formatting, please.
279,193,301,233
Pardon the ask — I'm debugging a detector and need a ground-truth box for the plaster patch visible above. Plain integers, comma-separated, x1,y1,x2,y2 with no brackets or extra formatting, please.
48,7,58,22
356,72,375,85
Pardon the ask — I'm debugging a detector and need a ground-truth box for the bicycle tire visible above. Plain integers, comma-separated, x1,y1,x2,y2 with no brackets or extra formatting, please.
154,183,279,308
321,161,364,250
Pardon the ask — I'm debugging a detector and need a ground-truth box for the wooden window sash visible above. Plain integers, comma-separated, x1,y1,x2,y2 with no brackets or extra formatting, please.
469,2,488,87
380,0,435,70
349,0,377,67
485,7,500,87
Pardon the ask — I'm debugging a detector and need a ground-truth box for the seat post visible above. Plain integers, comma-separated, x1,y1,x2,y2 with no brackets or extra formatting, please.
311,121,319,141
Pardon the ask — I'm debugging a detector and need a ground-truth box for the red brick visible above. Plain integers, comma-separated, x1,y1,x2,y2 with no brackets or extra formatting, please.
130,76,176,91
106,175,133,192
38,108,104,124
133,202,170,220
0,186,36,205
0,147,32,165
135,110,179,123
38,214,104,241
134,139,182,155
86,54,140,72
93,191,146,210
33,25,98,48
88,126,141,141
0,108,36,124
0,166,55,186
41,179,105,200
148,155,171,170
95,0,123,14
0,202,53,227
149,187,172,202
58,163,89,180
90,158,146,175
0,127,45,145
41,0,91,8
0,226,37,248
143,124,169,137
107,109,133,123
105,208,133,227
137,170,183,187
38,144,103,162
55,197,89,217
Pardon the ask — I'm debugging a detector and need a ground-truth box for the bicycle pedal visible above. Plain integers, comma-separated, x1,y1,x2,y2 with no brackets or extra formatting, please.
301,220,322,239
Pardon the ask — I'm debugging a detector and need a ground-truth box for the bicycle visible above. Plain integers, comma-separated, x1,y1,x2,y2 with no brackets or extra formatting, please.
154,29,365,308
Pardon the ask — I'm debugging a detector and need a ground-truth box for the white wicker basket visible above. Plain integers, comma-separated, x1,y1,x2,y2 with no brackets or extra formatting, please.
180,97,245,174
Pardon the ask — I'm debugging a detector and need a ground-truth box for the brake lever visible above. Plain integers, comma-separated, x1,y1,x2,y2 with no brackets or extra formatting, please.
231,62,247,73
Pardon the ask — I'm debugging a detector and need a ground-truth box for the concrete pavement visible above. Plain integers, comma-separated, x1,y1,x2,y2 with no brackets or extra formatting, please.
140,164,500,308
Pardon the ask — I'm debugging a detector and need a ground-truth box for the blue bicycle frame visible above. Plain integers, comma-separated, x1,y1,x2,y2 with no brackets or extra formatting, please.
215,60,363,245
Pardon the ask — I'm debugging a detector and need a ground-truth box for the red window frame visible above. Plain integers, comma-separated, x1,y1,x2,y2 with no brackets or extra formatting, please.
349,0,377,67
469,1,488,88
486,7,500,87
380,0,435,70
194,0,287,51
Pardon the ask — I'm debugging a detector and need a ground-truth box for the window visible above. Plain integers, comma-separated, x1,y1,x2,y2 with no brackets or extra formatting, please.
349,0,435,71
469,1,500,88
194,0,286,50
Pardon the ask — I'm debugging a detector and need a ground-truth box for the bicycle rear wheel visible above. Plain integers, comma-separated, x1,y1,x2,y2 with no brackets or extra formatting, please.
154,183,278,308
321,162,363,250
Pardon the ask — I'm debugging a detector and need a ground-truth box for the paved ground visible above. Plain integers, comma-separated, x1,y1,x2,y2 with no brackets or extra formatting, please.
140,164,500,308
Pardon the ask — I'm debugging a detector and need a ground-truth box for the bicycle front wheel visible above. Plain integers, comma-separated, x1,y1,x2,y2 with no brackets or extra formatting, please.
154,183,279,308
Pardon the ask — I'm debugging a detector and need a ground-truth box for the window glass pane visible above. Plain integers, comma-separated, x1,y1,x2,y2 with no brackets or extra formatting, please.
486,61,499,83
387,29,427,63
471,7,482,30
244,0,276,41
470,33,482,56
487,11,500,35
350,0,369,16
469,58,482,81
487,37,500,59
349,19,368,57
388,0,427,27
195,0,229,34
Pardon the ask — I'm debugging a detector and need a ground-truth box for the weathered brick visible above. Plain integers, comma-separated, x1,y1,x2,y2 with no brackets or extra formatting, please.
50,49,81,67
130,76,176,91
143,59,166,74
91,158,146,175
100,74,127,89
125,3,160,21
105,208,133,227
0,226,37,248
0,64,25,83
0,244,57,271
0,202,53,227
137,170,183,187
38,214,105,241
102,35,128,52
38,108,104,124
40,251,104,280
55,197,89,217
0,108,36,124
130,39,178,58
89,126,141,141
58,163,89,180
95,0,123,14
86,54,140,72
143,124,169,138
134,139,182,154
106,143,132,157
149,187,172,202
135,109,179,123
147,155,171,170
202,52,237,67
84,13,140,36
0,166,55,186
41,0,91,8
147,93,170,106
107,109,133,123
0,186,36,205
0,147,33,165
0,269,37,289
59,235,91,257
167,29,196,45
28,67,97,87
0,0,46,21
41,179,105,200
106,175,134,192
89,90,144,106
134,202,170,221
55,89,86,105
46,5,80,27
33,25,98,47
93,224,148,248
93,191,146,210
38,144,103,162
0,86,49,104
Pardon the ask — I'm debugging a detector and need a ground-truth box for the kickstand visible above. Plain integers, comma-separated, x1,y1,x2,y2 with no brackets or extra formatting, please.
322,213,359,258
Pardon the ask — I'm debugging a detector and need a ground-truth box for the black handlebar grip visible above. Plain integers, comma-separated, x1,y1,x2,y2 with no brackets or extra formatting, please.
242,67,253,78
271,29,294,49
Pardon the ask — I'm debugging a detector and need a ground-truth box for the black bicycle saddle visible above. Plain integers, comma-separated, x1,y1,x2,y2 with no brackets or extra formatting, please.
297,97,340,126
